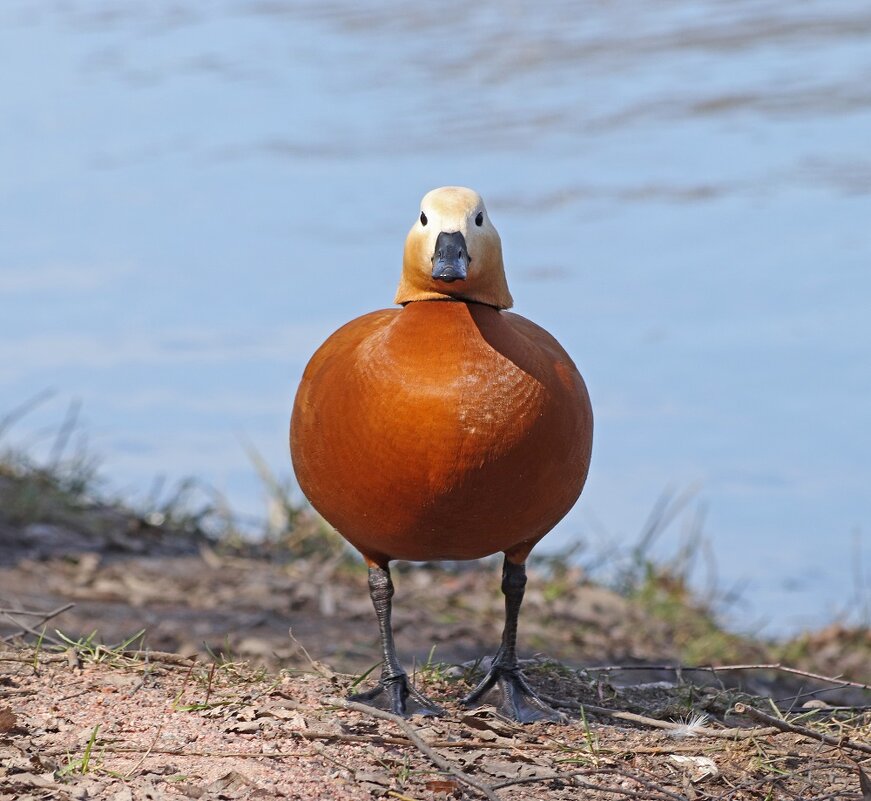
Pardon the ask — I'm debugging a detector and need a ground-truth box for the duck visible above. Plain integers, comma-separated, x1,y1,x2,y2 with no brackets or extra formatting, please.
290,186,593,722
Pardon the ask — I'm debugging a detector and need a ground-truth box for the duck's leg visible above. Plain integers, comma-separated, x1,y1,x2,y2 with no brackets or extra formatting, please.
461,558,565,723
349,566,444,717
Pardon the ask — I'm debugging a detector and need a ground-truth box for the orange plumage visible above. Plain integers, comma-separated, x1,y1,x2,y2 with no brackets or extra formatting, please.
291,300,591,567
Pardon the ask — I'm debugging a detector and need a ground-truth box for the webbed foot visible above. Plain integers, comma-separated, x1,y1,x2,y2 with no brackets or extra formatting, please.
461,664,565,723
349,673,445,718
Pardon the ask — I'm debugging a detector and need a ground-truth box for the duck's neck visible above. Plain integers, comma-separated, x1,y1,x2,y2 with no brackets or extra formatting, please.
402,298,503,314
398,300,508,331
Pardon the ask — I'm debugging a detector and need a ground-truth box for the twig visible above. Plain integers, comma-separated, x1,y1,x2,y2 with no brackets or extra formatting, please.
0,651,69,664
342,699,500,801
505,775,670,799
287,628,318,669
777,684,856,705
493,766,687,800
0,603,74,645
97,746,315,759
0,606,74,617
101,727,740,759
295,730,519,751
583,663,871,692
302,729,720,755
204,662,216,707
541,694,778,740
734,703,871,755
0,648,196,668
123,650,198,666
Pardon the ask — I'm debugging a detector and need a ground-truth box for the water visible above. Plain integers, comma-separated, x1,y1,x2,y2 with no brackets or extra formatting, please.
2,1,870,634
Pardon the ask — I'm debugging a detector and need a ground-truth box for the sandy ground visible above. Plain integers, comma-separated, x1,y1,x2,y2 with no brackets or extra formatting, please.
1,648,869,800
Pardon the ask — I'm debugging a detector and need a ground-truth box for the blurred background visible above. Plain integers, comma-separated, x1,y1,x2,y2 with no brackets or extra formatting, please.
1,1,869,635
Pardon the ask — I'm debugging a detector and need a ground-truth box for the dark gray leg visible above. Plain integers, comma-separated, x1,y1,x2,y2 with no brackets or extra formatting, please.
348,566,444,717
461,558,564,723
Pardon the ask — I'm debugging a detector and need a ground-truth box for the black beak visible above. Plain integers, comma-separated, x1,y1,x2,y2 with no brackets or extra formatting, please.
432,231,469,283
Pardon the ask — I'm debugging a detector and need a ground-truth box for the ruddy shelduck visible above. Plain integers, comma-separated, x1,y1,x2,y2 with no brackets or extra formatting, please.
291,187,593,721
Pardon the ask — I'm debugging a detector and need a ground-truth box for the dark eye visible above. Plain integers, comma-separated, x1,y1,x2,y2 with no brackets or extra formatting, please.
420,211,428,226
475,212,484,226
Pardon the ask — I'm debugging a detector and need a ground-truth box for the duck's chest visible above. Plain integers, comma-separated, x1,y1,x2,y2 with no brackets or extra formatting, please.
351,302,547,441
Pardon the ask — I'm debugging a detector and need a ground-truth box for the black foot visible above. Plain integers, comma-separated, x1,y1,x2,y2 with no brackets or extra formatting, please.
349,673,445,718
461,664,565,723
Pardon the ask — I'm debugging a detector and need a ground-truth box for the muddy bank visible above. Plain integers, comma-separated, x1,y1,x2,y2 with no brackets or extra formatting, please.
1,477,868,707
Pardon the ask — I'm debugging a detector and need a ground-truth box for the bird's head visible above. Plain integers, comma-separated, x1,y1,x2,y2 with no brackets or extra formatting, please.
395,186,513,310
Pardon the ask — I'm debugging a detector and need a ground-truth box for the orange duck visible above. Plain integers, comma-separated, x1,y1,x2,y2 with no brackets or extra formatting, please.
290,187,593,721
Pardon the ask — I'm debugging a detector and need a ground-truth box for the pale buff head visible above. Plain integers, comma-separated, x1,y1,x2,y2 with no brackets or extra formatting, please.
394,187,513,310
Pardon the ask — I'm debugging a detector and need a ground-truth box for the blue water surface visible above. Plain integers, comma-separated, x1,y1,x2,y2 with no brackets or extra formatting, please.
1,1,870,634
